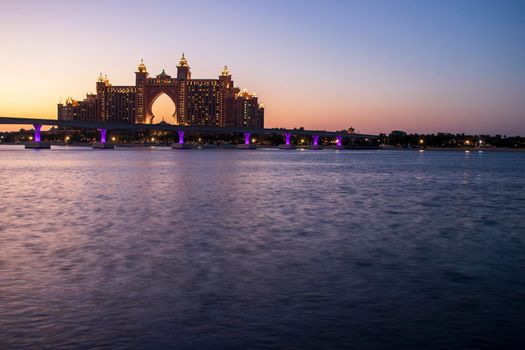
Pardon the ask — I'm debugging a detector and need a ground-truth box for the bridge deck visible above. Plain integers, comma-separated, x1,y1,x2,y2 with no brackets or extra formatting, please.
0,116,378,139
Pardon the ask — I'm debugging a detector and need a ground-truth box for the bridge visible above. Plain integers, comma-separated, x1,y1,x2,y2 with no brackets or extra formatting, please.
0,116,378,150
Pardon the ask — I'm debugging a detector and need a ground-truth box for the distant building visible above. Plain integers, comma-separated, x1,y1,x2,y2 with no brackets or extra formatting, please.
235,89,264,129
58,55,264,128
57,94,99,122
390,130,407,137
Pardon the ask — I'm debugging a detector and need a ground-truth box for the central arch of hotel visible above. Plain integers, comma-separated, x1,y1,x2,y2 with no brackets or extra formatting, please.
145,86,178,124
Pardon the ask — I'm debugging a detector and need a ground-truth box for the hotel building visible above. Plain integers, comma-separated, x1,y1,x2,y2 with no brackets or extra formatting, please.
58,54,264,128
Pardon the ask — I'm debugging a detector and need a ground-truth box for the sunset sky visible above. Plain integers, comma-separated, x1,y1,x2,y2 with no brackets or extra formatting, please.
0,0,524,134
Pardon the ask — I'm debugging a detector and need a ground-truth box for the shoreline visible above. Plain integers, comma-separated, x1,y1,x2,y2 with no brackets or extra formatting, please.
380,145,525,152
0,143,524,152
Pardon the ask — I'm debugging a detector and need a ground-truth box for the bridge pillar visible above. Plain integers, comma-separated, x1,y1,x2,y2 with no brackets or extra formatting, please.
335,135,344,150
34,124,41,142
311,135,322,150
279,132,296,150
25,124,50,149
238,132,256,149
93,128,114,149
99,128,107,143
173,130,191,149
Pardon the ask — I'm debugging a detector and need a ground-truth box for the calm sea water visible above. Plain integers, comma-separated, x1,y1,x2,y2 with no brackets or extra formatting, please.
1,146,524,350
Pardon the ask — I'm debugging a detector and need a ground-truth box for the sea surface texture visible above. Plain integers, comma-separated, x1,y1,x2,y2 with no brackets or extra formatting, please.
1,147,524,349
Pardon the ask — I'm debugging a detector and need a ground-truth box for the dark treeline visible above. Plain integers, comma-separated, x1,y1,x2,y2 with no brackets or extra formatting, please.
0,128,523,148
380,131,524,148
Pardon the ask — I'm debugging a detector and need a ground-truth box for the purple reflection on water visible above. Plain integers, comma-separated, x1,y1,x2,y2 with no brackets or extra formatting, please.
178,131,185,144
284,133,291,145
33,124,42,142
244,133,250,145
313,135,319,146
336,136,342,147
98,129,107,143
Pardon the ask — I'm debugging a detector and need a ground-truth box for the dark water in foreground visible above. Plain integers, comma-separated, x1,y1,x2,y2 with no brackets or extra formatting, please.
1,147,524,349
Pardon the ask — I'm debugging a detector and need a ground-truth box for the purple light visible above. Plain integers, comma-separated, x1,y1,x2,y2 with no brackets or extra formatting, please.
98,128,107,143
244,132,250,145
313,135,319,146
33,124,42,142
336,136,342,147
284,132,291,145
178,130,185,144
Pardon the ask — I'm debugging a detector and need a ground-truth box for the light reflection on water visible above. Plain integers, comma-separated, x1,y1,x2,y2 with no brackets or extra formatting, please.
1,147,524,349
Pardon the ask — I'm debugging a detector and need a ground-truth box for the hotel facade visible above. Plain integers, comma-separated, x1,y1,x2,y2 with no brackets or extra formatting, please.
58,54,264,128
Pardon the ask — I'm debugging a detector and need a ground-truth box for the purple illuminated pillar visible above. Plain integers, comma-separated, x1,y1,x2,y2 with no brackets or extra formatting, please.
244,133,251,145
313,135,319,146
284,133,291,145
336,136,343,147
33,124,42,142
178,130,185,144
98,128,107,143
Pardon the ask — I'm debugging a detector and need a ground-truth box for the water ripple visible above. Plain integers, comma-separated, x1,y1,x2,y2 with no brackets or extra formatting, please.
0,148,524,349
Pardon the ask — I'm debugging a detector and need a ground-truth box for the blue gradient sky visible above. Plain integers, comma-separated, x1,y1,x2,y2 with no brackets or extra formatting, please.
1,0,524,134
